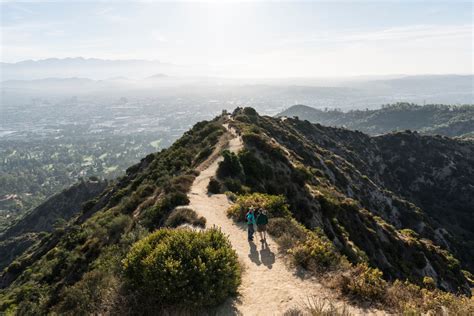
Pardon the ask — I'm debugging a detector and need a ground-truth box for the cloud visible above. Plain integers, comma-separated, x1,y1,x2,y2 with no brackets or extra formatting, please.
151,30,167,43
278,24,473,47
94,6,130,23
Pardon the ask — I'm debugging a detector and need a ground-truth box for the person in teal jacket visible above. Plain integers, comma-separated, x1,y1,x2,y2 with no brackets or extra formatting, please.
256,208,269,242
246,207,256,241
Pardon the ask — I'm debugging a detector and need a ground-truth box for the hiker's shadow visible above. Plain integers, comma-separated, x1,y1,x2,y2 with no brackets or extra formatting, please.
248,241,261,266
260,240,275,269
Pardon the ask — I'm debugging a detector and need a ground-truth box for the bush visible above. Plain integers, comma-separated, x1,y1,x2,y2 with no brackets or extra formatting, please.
217,150,244,179
292,165,312,185
196,146,213,162
266,217,307,240
242,107,258,116
423,276,436,290
54,269,117,314
164,208,206,228
339,263,387,301
227,193,291,222
238,149,271,180
207,177,222,194
225,191,237,202
266,218,308,252
223,178,244,193
289,235,341,271
386,279,474,315
123,228,241,308
143,192,190,228
82,198,98,212
107,214,132,240
241,133,287,161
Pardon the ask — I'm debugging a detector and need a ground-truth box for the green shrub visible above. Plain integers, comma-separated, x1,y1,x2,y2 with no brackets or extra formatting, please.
227,193,291,222
292,165,312,185
225,191,237,202
339,263,387,301
266,217,307,240
386,279,474,315
110,188,129,206
143,192,190,228
242,107,258,116
54,269,117,314
164,174,195,195
223,178,244,193
217,150,243,179
164,208,206,228
123,228,241,308
289,235,341,271
318,195,342,216
195,146,213,162
241,133,287,161
207,177,222,194
6,260,23,273
82,198,98,212
238,149,272,180
107,214,132,240
423,276,436,290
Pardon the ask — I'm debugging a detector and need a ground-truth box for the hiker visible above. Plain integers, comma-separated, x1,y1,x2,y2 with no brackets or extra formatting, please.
256,208,269,242
246,207,256,241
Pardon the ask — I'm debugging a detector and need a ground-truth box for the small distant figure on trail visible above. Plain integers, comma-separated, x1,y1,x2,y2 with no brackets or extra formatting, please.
256,208,269,242
246,206,256,242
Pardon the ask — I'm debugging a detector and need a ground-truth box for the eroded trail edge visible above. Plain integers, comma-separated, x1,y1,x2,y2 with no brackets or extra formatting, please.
187,124,384,316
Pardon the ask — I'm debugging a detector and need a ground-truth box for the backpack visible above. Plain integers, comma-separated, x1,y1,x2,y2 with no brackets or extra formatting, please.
256,213,268,225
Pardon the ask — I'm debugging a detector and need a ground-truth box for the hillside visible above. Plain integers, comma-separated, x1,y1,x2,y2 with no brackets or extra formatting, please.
0,179,107,272
278,103,474,137
223,109,473,290
0,119,229,314
0,109,472,315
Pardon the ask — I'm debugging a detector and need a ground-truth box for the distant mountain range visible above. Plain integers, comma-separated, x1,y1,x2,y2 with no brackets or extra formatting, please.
0,57,187,80
2,59,472,108
278,103,474,138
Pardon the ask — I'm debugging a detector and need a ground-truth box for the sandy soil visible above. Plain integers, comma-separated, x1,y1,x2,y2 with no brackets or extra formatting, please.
187,125,386,316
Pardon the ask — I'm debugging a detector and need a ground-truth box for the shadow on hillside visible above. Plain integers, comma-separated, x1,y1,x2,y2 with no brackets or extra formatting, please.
205,296,242,316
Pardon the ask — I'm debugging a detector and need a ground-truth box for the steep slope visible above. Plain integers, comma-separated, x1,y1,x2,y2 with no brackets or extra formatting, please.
285,119,474,274
0,180,107,241
278,103,474,137
0,179,107,271
224,108,471,294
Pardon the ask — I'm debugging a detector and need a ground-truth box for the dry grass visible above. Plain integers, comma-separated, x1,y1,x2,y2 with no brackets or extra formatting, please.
284,297,351,316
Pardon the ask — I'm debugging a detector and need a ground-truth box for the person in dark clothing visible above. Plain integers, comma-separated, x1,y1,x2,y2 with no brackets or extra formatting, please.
256,208,269,242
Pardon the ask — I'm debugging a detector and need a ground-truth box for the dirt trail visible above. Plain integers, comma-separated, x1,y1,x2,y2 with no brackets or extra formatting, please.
187,125,385,316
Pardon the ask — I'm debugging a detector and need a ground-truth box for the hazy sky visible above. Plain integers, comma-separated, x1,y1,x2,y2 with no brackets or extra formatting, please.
1,0,473,77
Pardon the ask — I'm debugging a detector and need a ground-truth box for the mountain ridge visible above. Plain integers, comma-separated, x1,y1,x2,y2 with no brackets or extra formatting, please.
0,108,472,314
278,103,474,138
